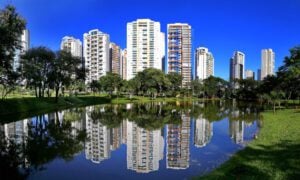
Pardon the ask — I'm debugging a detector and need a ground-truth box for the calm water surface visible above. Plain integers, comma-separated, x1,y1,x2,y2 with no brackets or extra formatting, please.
0,101,261,180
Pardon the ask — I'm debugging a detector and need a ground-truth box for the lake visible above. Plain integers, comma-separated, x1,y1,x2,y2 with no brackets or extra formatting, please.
0,101,261,179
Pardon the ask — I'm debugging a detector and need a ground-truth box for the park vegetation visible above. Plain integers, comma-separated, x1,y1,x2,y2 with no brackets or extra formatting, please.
0,5,299,112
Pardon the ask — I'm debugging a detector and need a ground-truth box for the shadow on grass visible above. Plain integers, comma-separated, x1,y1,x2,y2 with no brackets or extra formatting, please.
201,141,300,179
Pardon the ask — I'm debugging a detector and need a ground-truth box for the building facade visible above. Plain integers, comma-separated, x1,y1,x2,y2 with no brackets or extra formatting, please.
60,36,82,57
167,23,192,87
245,69,255,80
13,29,30,71
121,49,127,80
261,49,275,80
257,69,261,81
126,19,165,80
230,51,245,81
195,47,214,80
83,29,110,84
109,42,121,75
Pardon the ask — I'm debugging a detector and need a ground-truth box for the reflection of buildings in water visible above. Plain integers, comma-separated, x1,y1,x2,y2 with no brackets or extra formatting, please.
122,119,127,144
85,107,111,164
229,120,244,144
126,121,164,173
166,113,190,169
229,109,244,144
1,119,29,167
110,126,122,151
194,116,213,148
3,119,28,144
126,103,132,110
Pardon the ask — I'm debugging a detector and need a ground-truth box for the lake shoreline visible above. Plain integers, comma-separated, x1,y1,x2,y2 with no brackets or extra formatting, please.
199,109,300,179
0,96,216,123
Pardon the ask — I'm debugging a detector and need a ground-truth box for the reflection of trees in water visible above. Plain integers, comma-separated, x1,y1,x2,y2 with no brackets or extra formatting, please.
0,113,87,179
0,101,261,178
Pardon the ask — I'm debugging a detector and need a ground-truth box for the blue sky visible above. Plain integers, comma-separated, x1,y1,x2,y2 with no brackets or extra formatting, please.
1,0,300,80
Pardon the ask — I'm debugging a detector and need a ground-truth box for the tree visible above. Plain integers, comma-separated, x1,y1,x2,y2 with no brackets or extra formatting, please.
166,72,182,96
136,68,170,97
50,50,81,102
89,80,101,95
277,46,300,101
0,5,26,99
191,79,203,97
21,47,55,98
203,76,228,99
236,79,258,100
99,72,123,96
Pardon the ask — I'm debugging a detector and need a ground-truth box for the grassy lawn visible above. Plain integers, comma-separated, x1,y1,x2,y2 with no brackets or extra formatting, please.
200,109,300,179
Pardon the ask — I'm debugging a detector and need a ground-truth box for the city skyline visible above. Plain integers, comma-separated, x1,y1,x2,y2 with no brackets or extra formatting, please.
2,0,299,80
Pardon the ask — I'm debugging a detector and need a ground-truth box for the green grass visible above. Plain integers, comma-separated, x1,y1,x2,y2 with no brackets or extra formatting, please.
200,109,300,179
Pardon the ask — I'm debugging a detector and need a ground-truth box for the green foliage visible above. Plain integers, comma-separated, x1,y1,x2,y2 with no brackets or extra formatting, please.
203,76,228,98
21,46,55,97
0,5,26,99
99,72,122,95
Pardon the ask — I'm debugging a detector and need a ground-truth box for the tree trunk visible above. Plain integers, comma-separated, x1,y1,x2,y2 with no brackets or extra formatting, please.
55,85,59,103
35,85,38,98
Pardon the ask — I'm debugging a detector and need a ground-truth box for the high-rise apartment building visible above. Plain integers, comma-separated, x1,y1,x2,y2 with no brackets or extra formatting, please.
109,42,121,75
195,47,214,80
230,51,245,81
261,49,275,80
83,29,110,84
126,19,165,80
245,69,255,80
60,36,82,58
167,23,192,87
13,29,30,71
121,49,127,80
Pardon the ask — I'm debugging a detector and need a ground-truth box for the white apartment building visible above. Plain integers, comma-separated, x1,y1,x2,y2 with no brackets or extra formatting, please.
261,49,275,80
84,29,110,84
60,36,82,58
195,47,214,80
230,51,245,81
245,69,255,80
126,19,165,80
13,29,30,71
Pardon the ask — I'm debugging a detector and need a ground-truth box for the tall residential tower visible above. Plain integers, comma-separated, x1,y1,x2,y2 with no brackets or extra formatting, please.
83,29,110,84
60,36,82,58
13,29,30,71
261,49,275,80
167,23,192,87
230,51,245,81
126,19,165,80
109,42,121,75
195,47,214,80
